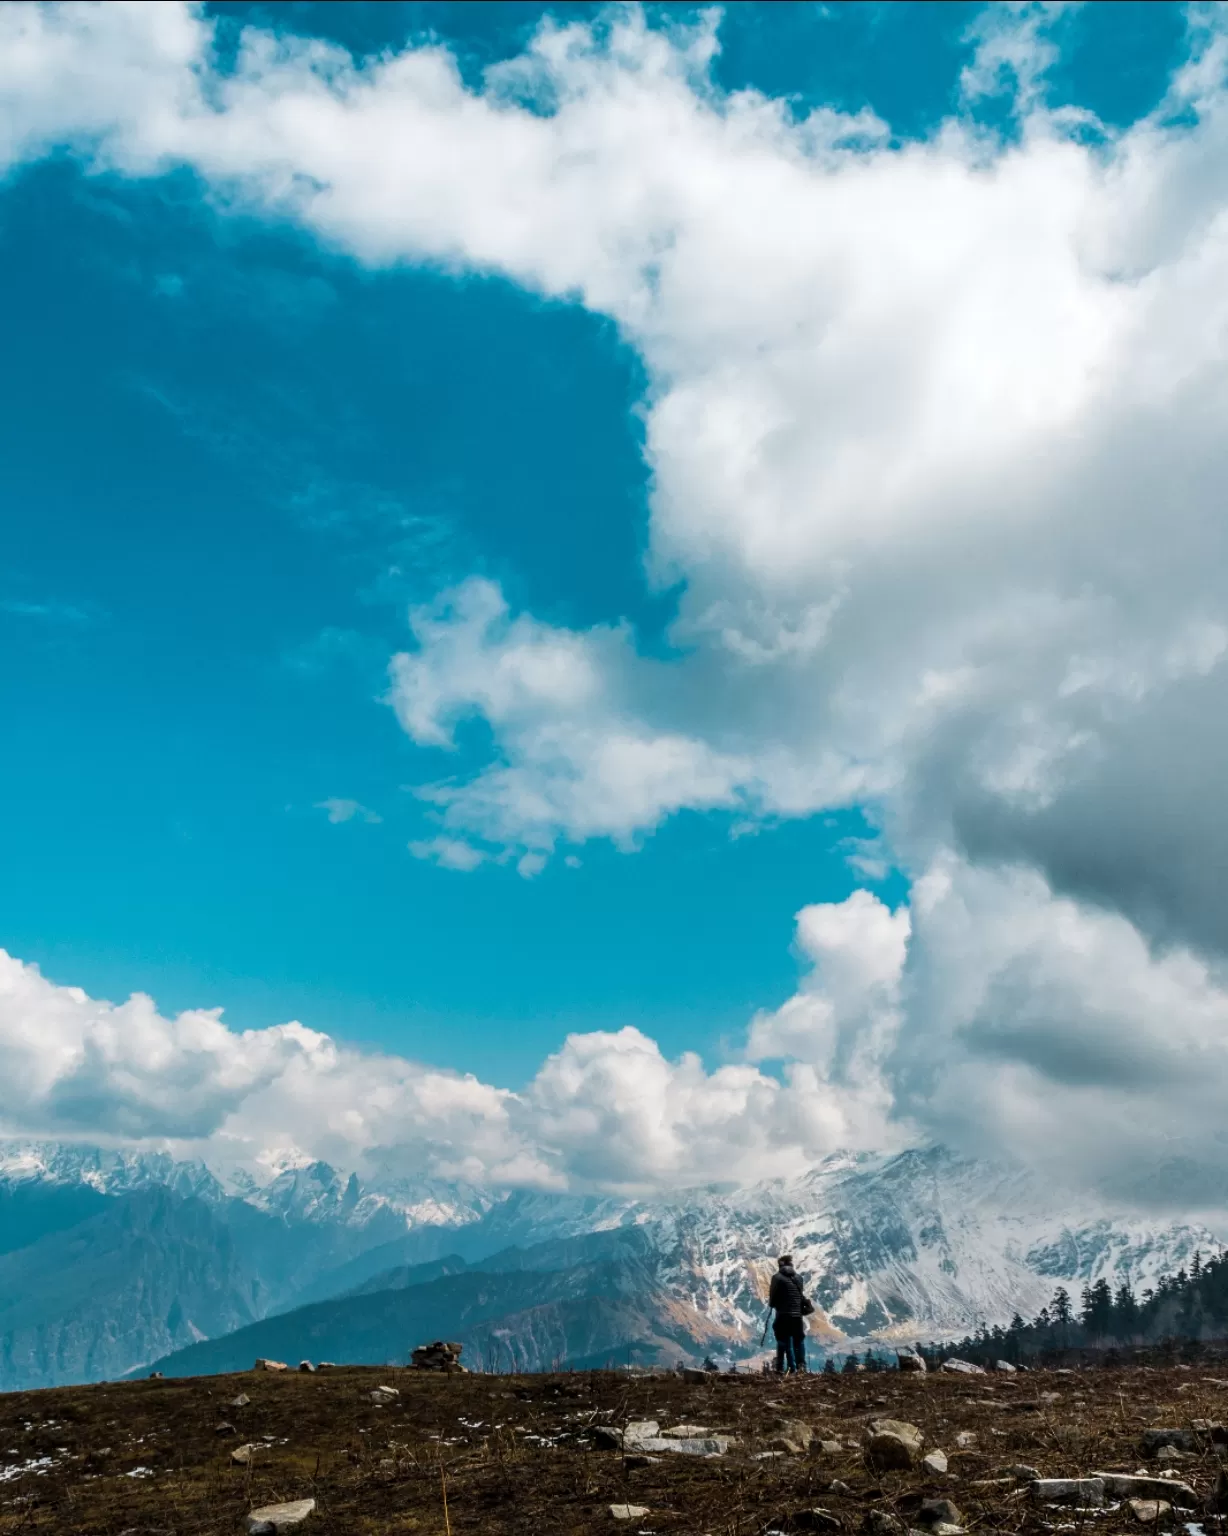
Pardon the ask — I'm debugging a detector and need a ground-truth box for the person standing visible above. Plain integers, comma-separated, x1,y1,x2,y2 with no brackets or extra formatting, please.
768,1253,809,1374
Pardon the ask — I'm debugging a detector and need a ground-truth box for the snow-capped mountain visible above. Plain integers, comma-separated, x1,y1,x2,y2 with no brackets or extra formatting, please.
0,1138,1220,1387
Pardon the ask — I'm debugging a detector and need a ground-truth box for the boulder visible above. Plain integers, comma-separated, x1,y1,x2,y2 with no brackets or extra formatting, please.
661,1424,714,1439
866,1419,924,1471
1155,1446,1188,1465
922,1451,948,1475
953,1431,976,1450
1030,1478,1105,1507
254,1359,287,1372
993,1360,1017,1374
411,1340,464,1372
898,1352,927,1374
245,1499,315,1534
624,1421,660,1444
148,1371,164,1380
940,1359,984,1376
215,1421,236,1436
298,1361,315,1373
819,1440,845,1456
680,1367,712,1384
998,1464,1040,1481
227,1394,251,1410
1092,1475,1197,1509
861,1515,904,1536
591,1426,623,1450
610,1505,650,1520
631,1435,735,1456
624,1454,657,1469
231,1444,258,1466
1128,1500,1172,1524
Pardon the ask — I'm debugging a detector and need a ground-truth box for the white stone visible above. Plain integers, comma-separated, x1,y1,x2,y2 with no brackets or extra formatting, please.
923,1450,949,1475
624,1421,659,1443
610,1505,650,1520
245,1498,316,1533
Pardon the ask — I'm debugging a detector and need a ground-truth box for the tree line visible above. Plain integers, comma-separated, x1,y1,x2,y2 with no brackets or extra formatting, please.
910,1247,1228,1367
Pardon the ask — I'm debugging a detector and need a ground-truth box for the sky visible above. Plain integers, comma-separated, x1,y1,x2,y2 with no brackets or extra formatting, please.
2,0,1228,1202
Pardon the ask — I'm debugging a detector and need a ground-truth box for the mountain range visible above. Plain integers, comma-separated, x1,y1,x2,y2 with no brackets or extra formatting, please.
0,1140,1219,1390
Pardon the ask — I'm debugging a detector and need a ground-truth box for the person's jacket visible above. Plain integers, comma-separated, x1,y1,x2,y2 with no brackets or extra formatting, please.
769,1264,805,1318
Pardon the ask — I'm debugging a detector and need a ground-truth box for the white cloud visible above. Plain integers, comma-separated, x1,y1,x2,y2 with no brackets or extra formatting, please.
315,797,381,825
408,834,487,872
7,1,1228,1191
0,945,880,1194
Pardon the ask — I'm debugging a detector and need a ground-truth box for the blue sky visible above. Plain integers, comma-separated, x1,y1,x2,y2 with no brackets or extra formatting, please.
0,2,1190,1082
3,0,1228,1195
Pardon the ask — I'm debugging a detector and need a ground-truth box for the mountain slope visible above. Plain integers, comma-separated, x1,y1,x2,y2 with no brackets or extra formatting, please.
0,1188,258,1390
0,1139,1220,1387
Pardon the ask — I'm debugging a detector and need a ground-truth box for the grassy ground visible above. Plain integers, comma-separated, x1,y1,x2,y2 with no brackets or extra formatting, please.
0,1361,1225,1534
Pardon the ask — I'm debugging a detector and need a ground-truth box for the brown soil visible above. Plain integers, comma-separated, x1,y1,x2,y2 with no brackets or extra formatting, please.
0,1362,1225,1534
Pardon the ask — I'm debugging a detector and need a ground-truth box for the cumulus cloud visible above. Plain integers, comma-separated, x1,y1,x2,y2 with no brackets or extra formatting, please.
7,1,1228,1193
0,947,880,1195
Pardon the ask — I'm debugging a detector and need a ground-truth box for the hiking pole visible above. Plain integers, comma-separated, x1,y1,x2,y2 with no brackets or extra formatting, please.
761,1309,772,1347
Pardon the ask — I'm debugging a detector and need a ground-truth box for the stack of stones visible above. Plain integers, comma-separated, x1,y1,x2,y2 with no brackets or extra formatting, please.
410,1340,465,1372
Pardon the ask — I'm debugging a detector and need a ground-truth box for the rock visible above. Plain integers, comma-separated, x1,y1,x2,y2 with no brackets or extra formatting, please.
373,1384,399,1397
245,1499,316,1534
998,1465,1040,1481
661,1423,713,1439
1155,1446,1189,1465
227,1394,251,1409
231,1444,258,1466
866,1419,924,1471
1192,1419,1228,1446
786,1510,842,1532
609,1505,650,1520
1128,1499,1172,1524
929,1525,964,1536
1092,1474,1197,1508
916,1500,962,1529
254,1359,287,1372
680,1367,712,1384
633,1435,735,1456
953,1431,976,1450
624,1454,657,1469
592,1426,623,1450
862,1515,905,1536
297,1361,315,1373
624,1421,660,1444
411,1340,465,1372
993,1360,1017,1374
1030,1478,1105,1507
898,1351,927,1373
940,1359,984,1376
1142,1429,1196,1456
922,1451,949,1475
317,1362,335,1369
215,1421,236,1435
829,1481,853,1497
819,1440,845,1456
771,1421,814,1455
148,1371,164,1380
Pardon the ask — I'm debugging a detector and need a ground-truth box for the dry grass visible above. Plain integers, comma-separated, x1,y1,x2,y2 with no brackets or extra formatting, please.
0,1361,1225,1534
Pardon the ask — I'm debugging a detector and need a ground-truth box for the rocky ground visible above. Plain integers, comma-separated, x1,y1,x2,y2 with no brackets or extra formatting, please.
0,1358,1226,1535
